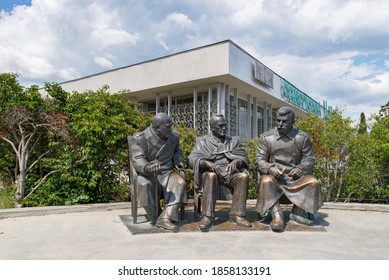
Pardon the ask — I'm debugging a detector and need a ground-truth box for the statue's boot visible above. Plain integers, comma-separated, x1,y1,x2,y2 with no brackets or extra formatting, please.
155,207,179,232
289,205,313,226
269,202,285,232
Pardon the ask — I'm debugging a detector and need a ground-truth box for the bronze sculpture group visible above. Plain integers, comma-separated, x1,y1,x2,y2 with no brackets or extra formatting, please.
129,107,323,233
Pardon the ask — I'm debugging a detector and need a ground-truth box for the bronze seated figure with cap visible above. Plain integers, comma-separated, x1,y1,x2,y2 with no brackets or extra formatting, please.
255,107,323,232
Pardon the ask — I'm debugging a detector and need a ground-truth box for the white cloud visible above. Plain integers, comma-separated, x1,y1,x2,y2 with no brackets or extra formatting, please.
165,12,197,30
57,68,78,80
155,32,169,51
0,0,388,120
86,2,139,48
262,49,389,120
89,29,139,48
0,0,140,82
94,56,113,68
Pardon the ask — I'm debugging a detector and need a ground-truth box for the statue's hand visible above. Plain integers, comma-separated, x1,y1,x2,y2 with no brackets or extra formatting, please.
268,166,284,179
144,162,162,175
175,162,185,170
226,159,241,174
289,167,303,179
200,160,222,175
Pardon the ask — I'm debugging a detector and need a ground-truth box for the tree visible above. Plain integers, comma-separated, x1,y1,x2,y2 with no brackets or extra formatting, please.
296,110,354,202
357,112,367,134
343,132,379,202
370,100,389,198
0,138,16,186
296,108,384,203
24,85,151,205
0,73,70,207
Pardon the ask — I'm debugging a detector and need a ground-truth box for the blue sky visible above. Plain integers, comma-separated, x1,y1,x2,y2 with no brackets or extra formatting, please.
0,0,30,11
1,0,388,122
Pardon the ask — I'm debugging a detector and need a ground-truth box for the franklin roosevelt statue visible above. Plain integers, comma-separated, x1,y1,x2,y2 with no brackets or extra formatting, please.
130,113,187,232
189,114,252,231
255,107,323,232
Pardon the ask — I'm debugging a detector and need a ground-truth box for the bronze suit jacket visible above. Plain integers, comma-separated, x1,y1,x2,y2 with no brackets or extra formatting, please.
255,128,314,180
189,134,249,188
131,127,183,186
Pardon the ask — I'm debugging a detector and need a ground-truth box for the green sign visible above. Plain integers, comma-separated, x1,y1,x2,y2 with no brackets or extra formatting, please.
281,80,332,117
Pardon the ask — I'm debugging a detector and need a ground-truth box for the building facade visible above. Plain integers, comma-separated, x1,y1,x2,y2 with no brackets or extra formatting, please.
60,40,331,141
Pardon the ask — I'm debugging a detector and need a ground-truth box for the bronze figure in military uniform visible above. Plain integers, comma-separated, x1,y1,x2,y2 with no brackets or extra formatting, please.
189,114,252,231
255,107,323,232
130,113,187,232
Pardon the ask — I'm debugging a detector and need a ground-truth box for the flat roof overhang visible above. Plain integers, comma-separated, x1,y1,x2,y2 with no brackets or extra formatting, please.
124,74,307,119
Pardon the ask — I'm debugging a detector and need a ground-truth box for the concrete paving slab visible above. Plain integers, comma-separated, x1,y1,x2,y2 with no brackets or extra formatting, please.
1,202,389,260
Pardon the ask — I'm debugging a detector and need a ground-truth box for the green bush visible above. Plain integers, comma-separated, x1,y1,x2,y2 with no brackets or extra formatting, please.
0,185,16,209
174,123,198,198
243,137,259,199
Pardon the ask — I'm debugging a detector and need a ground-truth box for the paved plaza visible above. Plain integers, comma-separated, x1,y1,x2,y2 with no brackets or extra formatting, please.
0,201,389,260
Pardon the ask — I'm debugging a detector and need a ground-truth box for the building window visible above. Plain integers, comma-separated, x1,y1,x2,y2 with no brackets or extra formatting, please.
257,106,264,136
272,109,278,129
142,102,156,114
238,99,247,140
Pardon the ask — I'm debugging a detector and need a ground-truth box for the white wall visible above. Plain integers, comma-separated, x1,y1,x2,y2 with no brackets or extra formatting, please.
61,43,230,94
228,43,283,100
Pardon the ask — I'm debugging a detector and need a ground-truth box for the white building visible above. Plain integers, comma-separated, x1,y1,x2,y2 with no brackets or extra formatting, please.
60,40,331,141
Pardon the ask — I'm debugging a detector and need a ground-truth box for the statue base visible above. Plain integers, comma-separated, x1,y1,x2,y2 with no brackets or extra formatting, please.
120,202,327,235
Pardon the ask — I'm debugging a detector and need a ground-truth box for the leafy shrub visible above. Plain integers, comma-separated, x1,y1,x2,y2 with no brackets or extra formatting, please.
0,184,16,209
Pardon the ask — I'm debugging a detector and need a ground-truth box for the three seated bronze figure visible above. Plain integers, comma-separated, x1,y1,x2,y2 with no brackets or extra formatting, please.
128,107,323,233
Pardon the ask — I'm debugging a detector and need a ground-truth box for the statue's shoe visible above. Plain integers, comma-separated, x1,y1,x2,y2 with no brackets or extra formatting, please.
289,213,314,226
269,203,285,232
229,215,252,228
155,219,179,232
270,218,285,232
198,216,212,232
289,205,314,226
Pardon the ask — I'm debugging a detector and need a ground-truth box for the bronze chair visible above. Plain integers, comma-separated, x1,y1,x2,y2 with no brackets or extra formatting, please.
127,136,154,224
193,181,233,221
127,136,185,224
193,185,201,221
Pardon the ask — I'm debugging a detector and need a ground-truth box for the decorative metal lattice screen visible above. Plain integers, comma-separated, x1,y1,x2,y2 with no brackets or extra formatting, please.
160,102,210,135
230,96,237,136
195,103,209,135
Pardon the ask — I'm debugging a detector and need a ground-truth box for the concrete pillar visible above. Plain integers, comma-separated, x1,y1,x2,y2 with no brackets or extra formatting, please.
226,84,230,134
208,85,212,133
217,82,225,115
246,94,251,138
262,102,267,132
253,96,258,137
193,87,198,129
167,92,172,116
220,83,227,117
156,93,160,113
268,103,273,130
233,88,238,136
